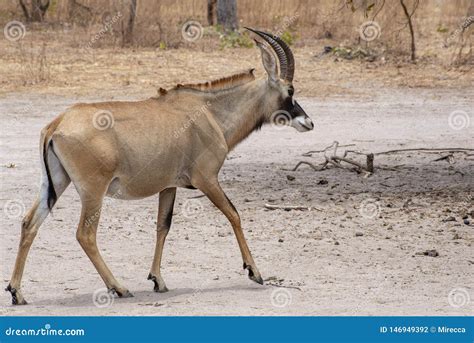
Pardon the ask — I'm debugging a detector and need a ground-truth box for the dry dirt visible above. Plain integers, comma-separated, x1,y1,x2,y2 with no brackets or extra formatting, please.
1,33,473,316
1,82,473,316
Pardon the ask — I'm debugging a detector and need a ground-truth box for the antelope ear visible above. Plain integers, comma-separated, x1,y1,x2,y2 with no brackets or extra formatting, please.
255,40,278,82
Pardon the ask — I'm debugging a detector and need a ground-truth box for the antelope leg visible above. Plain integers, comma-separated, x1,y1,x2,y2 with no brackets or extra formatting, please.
148,187,176,293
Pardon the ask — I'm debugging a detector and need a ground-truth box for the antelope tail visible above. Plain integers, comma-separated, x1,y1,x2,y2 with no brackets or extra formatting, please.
40,115,63,210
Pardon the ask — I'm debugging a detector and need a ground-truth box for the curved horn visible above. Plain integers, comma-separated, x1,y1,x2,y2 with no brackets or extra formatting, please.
257,30,295,83
245,27,295,82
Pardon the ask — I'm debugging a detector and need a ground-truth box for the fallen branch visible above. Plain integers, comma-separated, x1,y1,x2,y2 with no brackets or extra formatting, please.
291,141,374,175
380,183,407,188
190,194,206,199
374,148,474,155
302,143,356,157
285,160,328,171
290,143,474,175
332,154,374,173
433,154,454,163
264,203,322,211
266,283,302,291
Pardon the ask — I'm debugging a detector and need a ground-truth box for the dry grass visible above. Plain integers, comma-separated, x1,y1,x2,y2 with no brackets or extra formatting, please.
0,36,472,98
15,41,50,85
0,1,471,97
1,0,473,49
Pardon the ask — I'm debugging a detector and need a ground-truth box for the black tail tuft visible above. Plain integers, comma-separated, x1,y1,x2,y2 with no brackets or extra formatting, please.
43,140,57,210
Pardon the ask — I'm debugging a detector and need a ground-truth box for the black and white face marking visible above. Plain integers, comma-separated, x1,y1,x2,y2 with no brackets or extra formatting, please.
280,87,314,132
290,100,314,132
288,85,294,97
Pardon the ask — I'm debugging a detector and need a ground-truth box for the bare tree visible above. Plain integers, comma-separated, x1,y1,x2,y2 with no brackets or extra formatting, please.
19,0,50,22
350,0,420,62
400,0,418,62
207,0,217,26
123,0,137,46
66,0,93,26
217,0,238,32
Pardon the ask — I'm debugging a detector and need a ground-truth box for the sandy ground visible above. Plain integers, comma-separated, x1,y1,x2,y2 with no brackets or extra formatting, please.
1,40,473,99
0,85,473,316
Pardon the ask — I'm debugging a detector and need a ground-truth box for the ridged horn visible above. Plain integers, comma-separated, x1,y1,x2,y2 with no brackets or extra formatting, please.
245,27,295,82
257,30,295,82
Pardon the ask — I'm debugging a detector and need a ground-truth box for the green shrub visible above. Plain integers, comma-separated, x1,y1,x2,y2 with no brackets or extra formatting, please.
219,30,254,49
280,29,298,46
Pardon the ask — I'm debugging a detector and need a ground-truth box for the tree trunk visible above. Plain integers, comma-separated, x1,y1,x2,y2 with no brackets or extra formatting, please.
19,0,50,22
400,0,417,62
66,0,93,26
123,0,137,46
207,0,217,26
217,0,238,32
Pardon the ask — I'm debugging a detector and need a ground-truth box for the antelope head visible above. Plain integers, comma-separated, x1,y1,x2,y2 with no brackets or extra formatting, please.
246,27,314,132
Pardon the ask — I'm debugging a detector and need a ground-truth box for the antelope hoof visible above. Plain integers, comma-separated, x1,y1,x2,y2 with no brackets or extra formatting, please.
148,273,169,293
109,287,134,298
249,274,264,285
5,284,28,305
244,264,264,285
156,285,169,293
118,290,134,298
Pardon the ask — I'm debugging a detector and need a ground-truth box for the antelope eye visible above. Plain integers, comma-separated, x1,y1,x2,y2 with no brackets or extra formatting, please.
288,87,294,97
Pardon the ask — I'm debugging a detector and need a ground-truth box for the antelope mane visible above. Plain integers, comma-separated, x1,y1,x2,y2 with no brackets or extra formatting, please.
171,68,256,93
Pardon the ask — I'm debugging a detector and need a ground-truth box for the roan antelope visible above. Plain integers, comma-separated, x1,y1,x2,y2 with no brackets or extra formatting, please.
6,28,314,304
